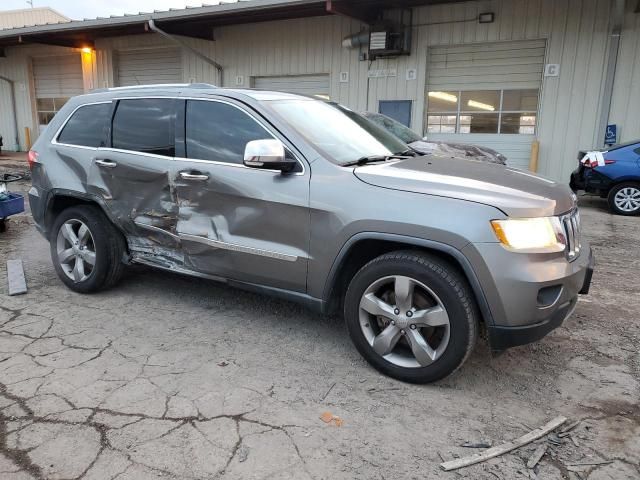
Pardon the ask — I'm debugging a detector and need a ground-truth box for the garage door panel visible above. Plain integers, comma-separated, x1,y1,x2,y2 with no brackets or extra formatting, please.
253,74,330,97
33,55,83,98
426,40,545,169
430,48,546,65
117,48,183,87
431,64,544,78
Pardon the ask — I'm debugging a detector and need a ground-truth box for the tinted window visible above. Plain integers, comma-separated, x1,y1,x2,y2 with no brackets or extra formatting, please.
112,99,176,156
57,103,110,148
186,100,272,164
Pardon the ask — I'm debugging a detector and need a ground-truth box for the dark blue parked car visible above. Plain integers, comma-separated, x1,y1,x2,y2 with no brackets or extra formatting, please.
570,140,640,215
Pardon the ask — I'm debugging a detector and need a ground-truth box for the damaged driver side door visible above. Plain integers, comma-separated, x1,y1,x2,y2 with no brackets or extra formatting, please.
87,97,181,266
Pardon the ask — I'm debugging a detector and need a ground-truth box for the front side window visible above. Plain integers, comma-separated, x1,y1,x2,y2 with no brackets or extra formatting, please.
426,89,539,135
112,99,176,156
57,103,111,148
185,100,272,164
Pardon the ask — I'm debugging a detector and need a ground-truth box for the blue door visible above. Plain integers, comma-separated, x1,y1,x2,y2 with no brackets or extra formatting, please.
379,100,412,127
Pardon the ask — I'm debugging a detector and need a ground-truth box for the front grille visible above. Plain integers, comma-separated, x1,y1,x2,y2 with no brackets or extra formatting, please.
561,209,581,261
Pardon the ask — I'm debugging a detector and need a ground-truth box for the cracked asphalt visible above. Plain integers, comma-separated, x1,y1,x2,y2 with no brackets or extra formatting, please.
0,166,638,479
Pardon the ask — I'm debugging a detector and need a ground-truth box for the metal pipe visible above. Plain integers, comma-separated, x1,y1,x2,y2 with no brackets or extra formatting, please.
597,0,625,146
147,19,223,85
0,75,20,151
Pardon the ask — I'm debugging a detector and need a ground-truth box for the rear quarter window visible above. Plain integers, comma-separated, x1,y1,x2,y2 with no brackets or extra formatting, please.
57,103,111,148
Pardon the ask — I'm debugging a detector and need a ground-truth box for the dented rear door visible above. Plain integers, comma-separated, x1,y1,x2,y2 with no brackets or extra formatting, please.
87,98,180,264
171,98,310,292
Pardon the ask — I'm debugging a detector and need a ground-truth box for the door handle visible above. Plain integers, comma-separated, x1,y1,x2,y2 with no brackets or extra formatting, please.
95,159,117,169
179,171,209,181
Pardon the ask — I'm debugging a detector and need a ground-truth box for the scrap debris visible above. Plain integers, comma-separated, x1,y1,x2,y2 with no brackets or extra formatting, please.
6,259,27,296
440,416,567,471
526,444,547,469
319,411,343,427
460,442,492,449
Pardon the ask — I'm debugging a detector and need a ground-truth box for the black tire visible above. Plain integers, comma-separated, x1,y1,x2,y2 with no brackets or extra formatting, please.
49,205,126,293
607,182,640,216
344,251,479,384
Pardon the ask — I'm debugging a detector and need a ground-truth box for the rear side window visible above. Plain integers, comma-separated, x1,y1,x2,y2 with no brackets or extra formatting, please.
57,103,111,148
112,99,176,157
185,100,272,164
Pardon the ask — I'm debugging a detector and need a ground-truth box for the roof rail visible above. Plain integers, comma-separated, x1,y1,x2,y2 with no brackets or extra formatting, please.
90,83,217,93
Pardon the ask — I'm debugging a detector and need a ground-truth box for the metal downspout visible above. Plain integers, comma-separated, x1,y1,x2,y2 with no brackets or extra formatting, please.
0,75,20,151
147,19,224,86
597,0,625,146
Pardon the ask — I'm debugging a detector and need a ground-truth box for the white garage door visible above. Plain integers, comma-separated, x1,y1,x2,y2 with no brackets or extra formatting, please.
425,40,546,169
33,54,84,130
253,74,330,98
116,48,183,87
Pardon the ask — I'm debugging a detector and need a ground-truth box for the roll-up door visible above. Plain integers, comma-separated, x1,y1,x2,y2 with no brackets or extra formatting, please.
33,54,84,131
252,74,330,98
116,48,183,87
425,40,546,169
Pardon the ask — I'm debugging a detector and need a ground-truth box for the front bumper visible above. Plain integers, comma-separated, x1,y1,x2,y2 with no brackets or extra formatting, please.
463,242,594,351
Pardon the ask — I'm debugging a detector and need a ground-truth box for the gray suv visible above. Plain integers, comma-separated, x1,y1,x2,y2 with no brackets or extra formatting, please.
28,85,594,383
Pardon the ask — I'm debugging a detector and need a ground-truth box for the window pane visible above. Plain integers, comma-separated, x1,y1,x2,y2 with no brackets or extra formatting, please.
38,112,55,125
459,113,499,133
112,99,176,157
427,91,459,112
501,113,537,134
37,98,55,111
502,89,539,111
53,97,70,110
58,103,111,148
186,100,272,164
427,115,457,133
461,91,500,112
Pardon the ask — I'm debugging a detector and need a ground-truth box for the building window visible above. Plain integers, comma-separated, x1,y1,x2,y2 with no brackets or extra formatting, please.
37,97,70,125
426,89,539,135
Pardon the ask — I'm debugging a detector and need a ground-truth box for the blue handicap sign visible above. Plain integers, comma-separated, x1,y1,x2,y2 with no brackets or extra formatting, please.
605,124,617,145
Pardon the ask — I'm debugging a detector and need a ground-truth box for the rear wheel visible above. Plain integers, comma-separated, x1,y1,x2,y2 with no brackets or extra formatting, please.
50,205,126,292
344,251,479,383
608,182,640,216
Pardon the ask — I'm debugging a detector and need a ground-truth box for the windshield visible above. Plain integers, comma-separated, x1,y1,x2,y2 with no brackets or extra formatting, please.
362,112,423,144
264,99,408,165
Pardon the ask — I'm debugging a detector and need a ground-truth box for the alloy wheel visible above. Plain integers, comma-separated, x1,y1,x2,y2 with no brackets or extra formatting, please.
56,219,96,283
614,187,640,212
358,275,451,368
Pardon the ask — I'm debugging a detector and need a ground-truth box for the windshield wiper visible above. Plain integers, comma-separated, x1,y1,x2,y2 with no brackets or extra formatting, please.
396,148,418,157
345,153,411,167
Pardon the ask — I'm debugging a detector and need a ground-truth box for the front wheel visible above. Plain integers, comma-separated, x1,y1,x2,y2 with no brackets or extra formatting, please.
50,205,126,293
607,182,640,216
344,251,479,383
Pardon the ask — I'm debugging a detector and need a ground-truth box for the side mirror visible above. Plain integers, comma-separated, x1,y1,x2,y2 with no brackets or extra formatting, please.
244,139,297,173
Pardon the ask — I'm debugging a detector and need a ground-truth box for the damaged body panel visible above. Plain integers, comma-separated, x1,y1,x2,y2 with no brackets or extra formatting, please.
170,159,310,291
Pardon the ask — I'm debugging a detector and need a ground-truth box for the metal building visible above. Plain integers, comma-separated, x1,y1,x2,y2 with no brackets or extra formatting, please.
0,0,638,182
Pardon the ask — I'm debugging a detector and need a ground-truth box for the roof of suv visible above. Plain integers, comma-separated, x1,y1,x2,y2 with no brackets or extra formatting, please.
87,83,311,102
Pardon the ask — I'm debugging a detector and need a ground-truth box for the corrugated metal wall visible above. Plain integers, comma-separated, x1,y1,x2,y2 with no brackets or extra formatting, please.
0,7,69,30
0,44,80,151
1,0,638,183
609,0,640,144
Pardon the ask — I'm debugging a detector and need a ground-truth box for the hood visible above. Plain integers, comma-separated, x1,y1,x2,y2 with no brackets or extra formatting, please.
353,155,576,217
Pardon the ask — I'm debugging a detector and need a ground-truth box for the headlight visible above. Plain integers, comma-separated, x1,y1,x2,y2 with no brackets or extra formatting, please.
491,217,566,253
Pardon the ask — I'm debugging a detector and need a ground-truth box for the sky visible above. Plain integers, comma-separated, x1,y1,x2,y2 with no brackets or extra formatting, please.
2,0,222,21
